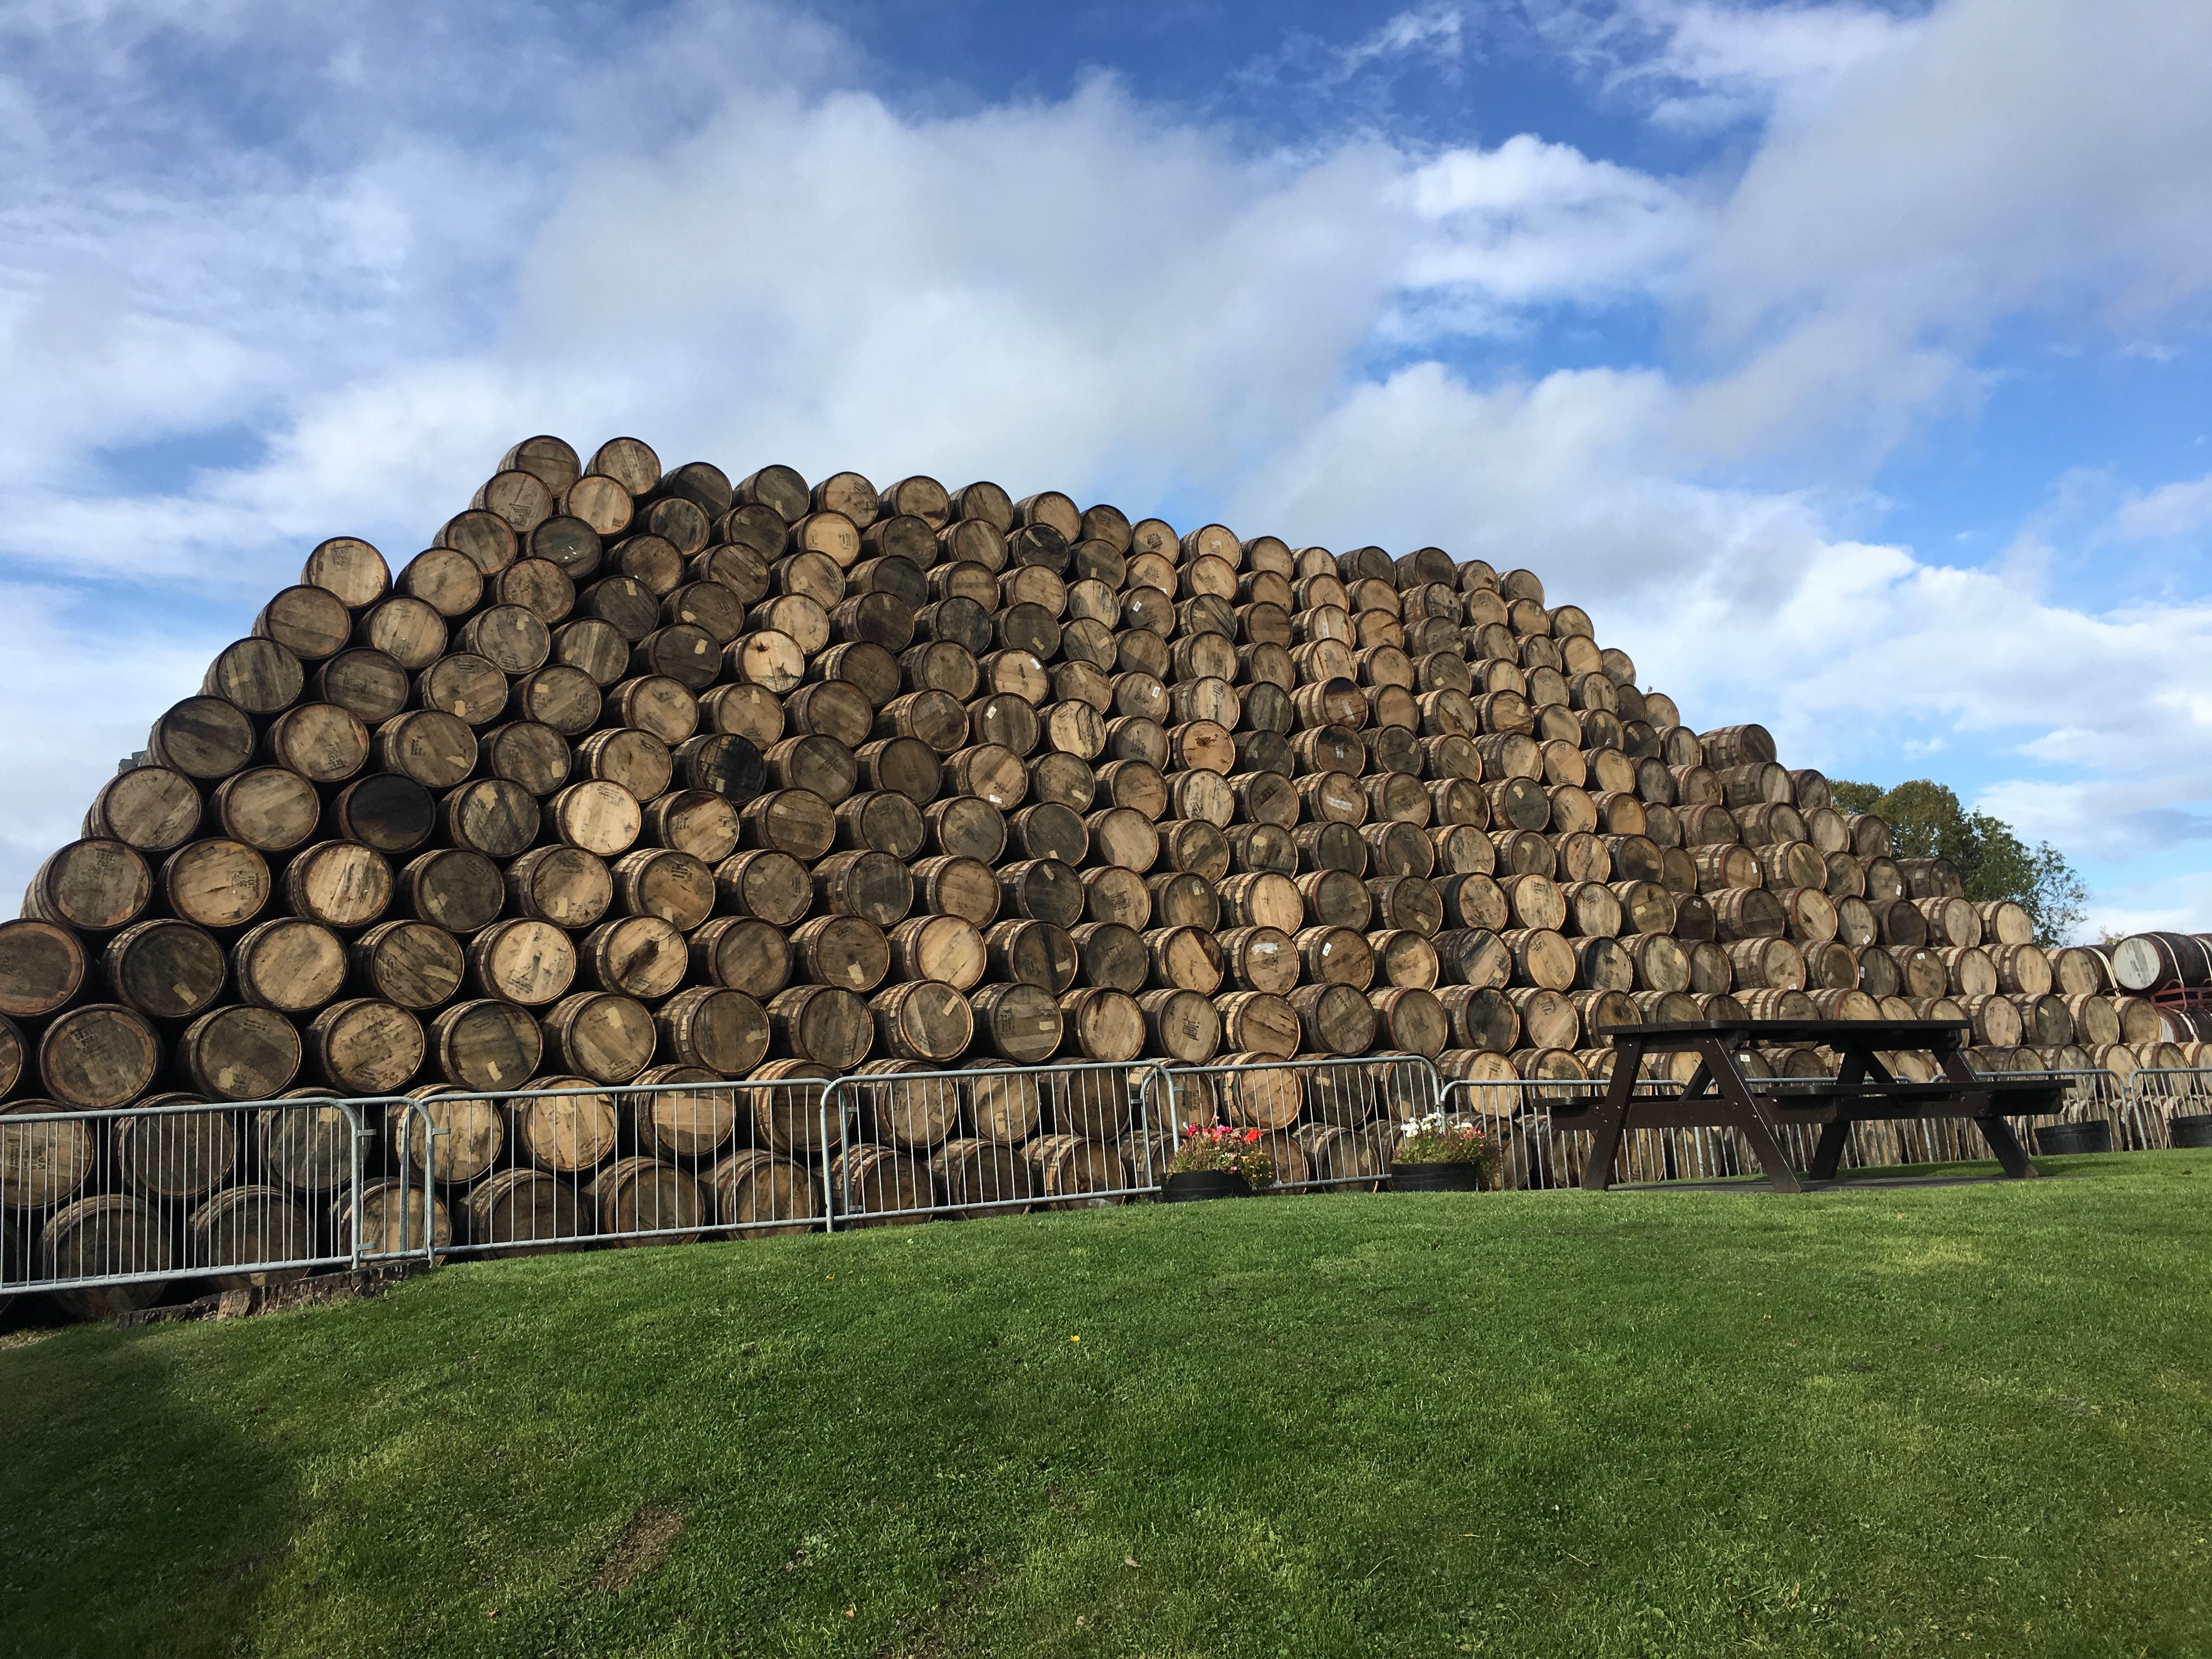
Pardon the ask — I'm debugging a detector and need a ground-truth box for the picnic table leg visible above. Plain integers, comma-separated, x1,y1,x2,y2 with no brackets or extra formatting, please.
1581,1041,1641,1192
1934,1042,2039,1180
1976,1112,2039,1180
1807,1121,1851,1182
1704,1040,1805,1193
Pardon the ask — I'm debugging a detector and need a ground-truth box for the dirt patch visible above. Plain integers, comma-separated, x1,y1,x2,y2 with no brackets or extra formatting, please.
592,1506,686,1593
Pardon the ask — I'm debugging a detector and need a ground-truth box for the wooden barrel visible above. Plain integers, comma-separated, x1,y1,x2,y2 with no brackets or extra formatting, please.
149,695,256,780
1368,875,1444,936
786,916,889,995
425,1000,539,1091
713,848,812,927
706,1149,820,1237
532,991,654,1084
868,981,975,1063
378,1088,504,1189
1286,924,1368,990
156,837,268,930
1367,987,1448,1057
2110,932,2211,992
997,858,1084,929
1144,926,1224,996
461,918,574,1007
927,1137,1035,1215
33,1002,158,1110
456,1169,583,1255
1437,985,1520,1052
1774,886,1838,944
1367,928,1440,989
967,983,1064,1063
1066,924,1150,986
1501,986,1578,1052
641,789,743,862
1976,900,2036,946
0,1100,95,1214
984,918,1079,992
390,849,499,938
766,985,872,1069
25,839,151,934
1017,1135,1126,1211
588,1156,704,1245
0,924,83,1026
112,1102,237,1200
505,1077,620,1174
1709,887,1786,941
1958,994,2024,1048
1727,937,1807,992
953,1062,1042,1146
1135,987,1222,1063
820,1144,930,1227
1285,983,1376,1057
1798,940,1858,990
687,919,791,1003
2110,996,2163,1045
1497,928,1576,991
1869,898,1929,949
1987,943,2053,996
97,918,222,1022
833,791,927,859
575,915,687,1000
1204,990,1297,1059
169,1004,296,1100
544,779,641,857
2060,994,2121,1048
1056,988,1146,1063
617,1065,736,1161
885,914,988,991
38,1194,172,1317
85,765,202,854
331,1177,450,1257
183,1184,315,1289
305,998,424,1094
502,845,613,929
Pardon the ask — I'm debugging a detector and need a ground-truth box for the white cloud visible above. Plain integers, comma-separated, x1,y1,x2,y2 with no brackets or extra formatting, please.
1684,0,2212,458
2112,473,2212,541
1343,6,1468,77
1614,2,1924,129
1397,134,1706,316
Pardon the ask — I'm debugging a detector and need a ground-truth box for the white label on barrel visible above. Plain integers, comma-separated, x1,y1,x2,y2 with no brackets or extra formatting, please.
693,640,707,653
488,1062,504,1080
173,981,191,1000
218,1066,236,1086
453,700,467,716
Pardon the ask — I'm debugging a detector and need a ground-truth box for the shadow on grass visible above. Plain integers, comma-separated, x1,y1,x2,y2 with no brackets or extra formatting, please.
0,1312,294,1657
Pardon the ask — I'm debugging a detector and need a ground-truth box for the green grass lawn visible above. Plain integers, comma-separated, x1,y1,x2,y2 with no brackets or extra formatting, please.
5,1153,2210,1658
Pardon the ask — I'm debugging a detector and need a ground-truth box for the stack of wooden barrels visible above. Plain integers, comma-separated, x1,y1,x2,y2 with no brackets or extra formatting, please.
1,432,2190,1293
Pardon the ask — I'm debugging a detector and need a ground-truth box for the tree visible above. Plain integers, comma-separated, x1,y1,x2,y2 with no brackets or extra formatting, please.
1829,778,2087,946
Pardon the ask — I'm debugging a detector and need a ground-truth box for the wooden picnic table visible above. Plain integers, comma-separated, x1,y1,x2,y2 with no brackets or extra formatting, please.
1553,1019,2069,1192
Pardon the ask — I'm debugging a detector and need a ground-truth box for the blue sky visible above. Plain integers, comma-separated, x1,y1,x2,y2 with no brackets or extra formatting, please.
3,0,2208,934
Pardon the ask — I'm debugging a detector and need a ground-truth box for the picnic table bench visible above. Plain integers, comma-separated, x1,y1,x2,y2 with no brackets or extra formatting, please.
1548,1019,2069,1192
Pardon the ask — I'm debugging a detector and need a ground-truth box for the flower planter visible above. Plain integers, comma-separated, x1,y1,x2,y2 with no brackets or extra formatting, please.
2168,1113,2212,1149
1389,1160,1483,1193
1160,1170,1251,1203
2033,1119,2113,1156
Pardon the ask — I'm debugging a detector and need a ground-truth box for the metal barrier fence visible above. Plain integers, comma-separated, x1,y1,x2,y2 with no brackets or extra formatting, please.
12,1062,2212,1308
0,1094,394,1317
820,1063,1174,1223
2126,1069,2212,1148
1164,1054,1442,1192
